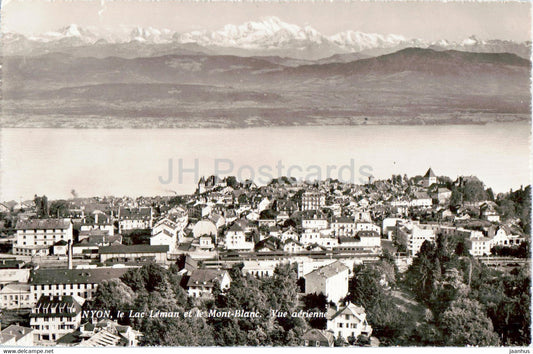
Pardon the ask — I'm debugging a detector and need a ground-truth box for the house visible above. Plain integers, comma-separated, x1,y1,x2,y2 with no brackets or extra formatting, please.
331,217,356,237
492,226,525,247
56,320,141,347
29,267,130,304
186,269,231,298
302,212,329,230
304,261,349,304
53,240,69,255
0,268,30,289
255,237,279,253
78,232,122,247
79,212,114,236
30,295,84,344
466,236,493,256
0,283,32,309
301,191,326,211
99,245,169,264
279,227,300,243
282,239,305,253
422,168,437,188
327,303,372,342
411,192,432,208
336,233,381,252
118,207,152,231
0,325,34,346
355,222,380,235
150,228,177,253
224,224,253,251
198,235,215,250
13,218,73,256
481,207,501,223
396,223,436,257
301,329,334,347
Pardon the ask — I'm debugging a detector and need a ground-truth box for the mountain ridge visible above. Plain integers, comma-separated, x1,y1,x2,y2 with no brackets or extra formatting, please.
3,17,530,60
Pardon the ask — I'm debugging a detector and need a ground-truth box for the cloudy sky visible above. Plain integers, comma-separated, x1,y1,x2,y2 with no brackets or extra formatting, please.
1,0,531,42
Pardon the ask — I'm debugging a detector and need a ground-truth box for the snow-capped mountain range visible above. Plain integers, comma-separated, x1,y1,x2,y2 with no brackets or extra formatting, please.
2,17,530,60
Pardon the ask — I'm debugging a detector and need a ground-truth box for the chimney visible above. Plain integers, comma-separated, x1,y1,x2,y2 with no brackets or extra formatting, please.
67,239,73,270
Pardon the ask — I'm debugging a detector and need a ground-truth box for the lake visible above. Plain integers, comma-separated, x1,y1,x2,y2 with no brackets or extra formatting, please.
1,123,530,201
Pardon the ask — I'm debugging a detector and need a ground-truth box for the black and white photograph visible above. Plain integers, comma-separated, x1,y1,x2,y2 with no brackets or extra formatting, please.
0,0,531,349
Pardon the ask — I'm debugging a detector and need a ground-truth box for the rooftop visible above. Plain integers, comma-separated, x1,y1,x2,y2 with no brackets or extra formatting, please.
30,267,130,285
99,245,169,254
16,218,71,230
305,261,349,279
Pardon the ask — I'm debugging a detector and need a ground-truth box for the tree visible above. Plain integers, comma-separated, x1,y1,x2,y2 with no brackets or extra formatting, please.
301,293,327,329
88,279,136,322
121,263,167,293
438,298,499,346
405,241,441,302
141,316,215,346
49,200,70,218
34,195,49,218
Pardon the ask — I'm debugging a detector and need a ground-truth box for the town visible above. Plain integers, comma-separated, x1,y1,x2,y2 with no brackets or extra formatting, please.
0,169,530,347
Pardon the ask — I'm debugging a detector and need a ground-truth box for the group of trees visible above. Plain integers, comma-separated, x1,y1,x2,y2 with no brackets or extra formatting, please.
344,254,411,345
491,242,530,258
87,262,311,346
496,186,531,234
404,235,531,346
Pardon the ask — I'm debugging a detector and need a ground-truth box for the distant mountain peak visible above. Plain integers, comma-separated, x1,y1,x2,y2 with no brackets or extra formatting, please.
2,19,530,60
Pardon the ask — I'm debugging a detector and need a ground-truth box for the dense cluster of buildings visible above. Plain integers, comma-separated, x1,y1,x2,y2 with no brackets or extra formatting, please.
0,169,528,346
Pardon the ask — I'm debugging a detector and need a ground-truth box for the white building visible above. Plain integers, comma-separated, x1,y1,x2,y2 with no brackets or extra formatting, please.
186,269,231,298
301,191,326,211
0,325,34,346
30,295,84,344
331,217,356,237
224,224,254,251
355,222,380,235
466,236,493,256
302,215,329,230
304,261,349,304
118,207,152,231
14,219,73,256
400,224,436,256
283,239,305,253
300,229,338,249
492,227,525,247
0,283,32,309
29,268,130,305
327,303,372,341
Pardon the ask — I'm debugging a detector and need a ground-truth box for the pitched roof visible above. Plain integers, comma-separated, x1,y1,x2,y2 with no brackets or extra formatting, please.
31,295,84,318
305,261,349,279
186,269,229,288
228,223,244,232
329,302,367,321
0,325,33,342
0,283,30,293
424,168,436,178
30,267,130,285
16,218,71,230
301,329,334,343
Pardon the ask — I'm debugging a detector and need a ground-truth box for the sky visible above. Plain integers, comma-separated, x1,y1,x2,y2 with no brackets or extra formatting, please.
1,0,531,42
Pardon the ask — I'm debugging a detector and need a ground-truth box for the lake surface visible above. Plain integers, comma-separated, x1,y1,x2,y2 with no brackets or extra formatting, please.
1,123,530,201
